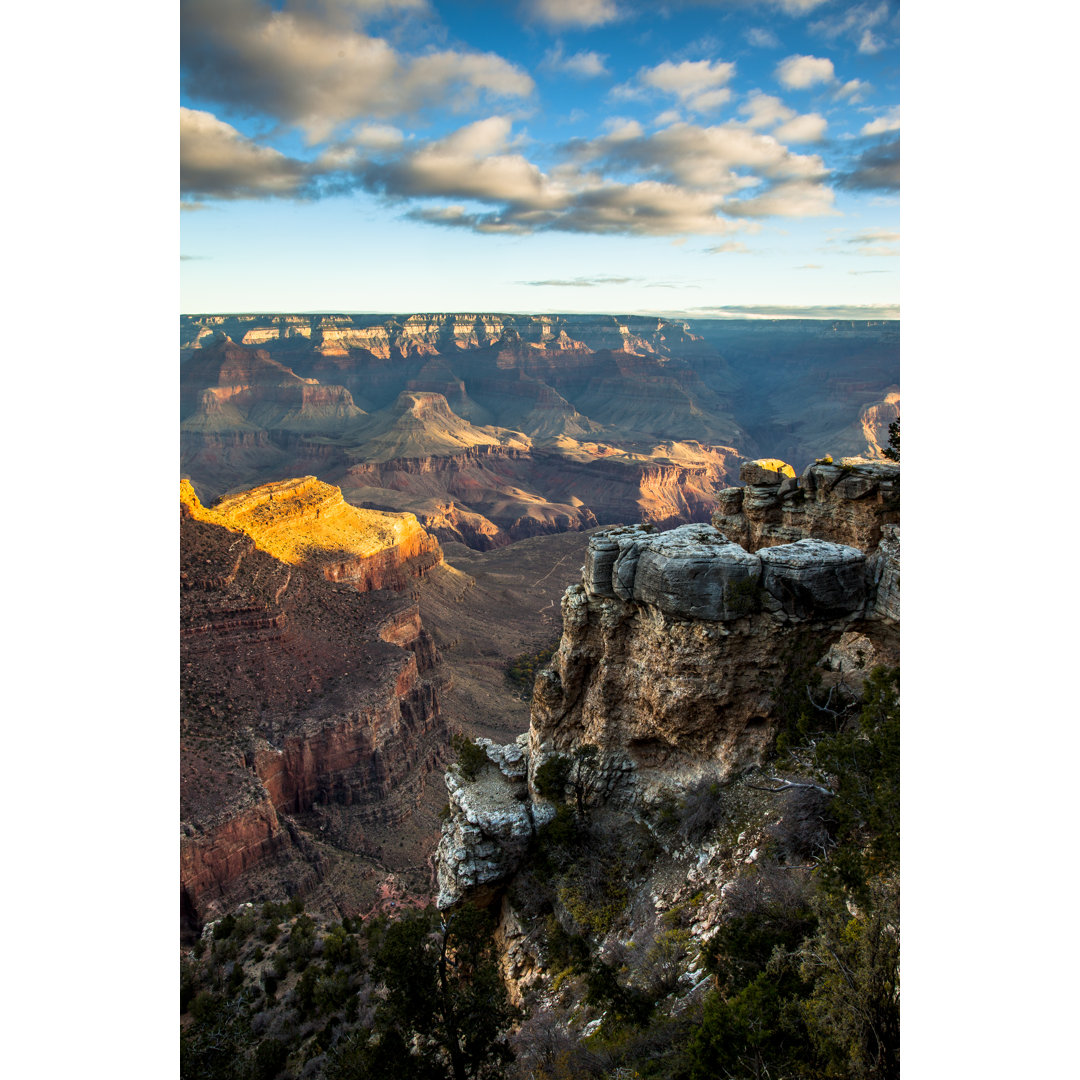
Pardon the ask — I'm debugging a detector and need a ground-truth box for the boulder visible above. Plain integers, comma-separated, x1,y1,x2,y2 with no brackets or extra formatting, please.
739,458,796,486
759,539,866,619
583,524,652,598
628,523,762,621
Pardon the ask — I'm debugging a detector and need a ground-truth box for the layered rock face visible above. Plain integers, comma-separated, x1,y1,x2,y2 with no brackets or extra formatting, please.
436,459,900,908
181,476,443,591
528,523,881,791
713,456,900,553
181,481,448,928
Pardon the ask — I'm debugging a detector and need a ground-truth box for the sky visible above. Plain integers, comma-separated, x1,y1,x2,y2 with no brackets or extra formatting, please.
180,0,900,316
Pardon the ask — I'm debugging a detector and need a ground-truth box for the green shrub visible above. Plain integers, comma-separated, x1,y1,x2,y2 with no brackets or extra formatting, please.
727,573,764,616
451,733,488,781
212,914,237,940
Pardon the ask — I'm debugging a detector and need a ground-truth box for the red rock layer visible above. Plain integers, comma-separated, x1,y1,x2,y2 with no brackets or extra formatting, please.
180,504,448,926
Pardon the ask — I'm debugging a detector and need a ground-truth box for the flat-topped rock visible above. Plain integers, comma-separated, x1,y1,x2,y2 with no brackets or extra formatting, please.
759,539,866,619
739,459,796,486
631,524,761,621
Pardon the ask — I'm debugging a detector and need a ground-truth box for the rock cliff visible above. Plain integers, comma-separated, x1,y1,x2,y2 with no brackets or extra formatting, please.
180,480,448,929
435,465,899,909
713,456,899,553
181,476,443,591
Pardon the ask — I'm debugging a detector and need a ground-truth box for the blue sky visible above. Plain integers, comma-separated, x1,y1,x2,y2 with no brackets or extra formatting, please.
180,0,900,316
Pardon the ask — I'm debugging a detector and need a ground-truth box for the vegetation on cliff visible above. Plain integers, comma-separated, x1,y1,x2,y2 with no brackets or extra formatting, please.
181,899,518,1080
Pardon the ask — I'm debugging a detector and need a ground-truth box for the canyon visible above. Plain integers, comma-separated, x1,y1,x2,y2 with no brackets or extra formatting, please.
179,314,900,1076
435,455,900,913
181,313,898,550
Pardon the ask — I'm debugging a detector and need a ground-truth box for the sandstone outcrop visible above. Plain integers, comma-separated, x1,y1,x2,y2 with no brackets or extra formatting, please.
181,476,443,591
713,457,899,553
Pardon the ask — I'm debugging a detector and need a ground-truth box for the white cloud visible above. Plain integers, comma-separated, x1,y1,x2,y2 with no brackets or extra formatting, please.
653,109,683,127
575,121,829,191
739,92,795,129
351,114,833,237
835,78,871,102
861,109,900,136
705,241,751,254
643,59,736,98
745,27,780,49
526,0,618,28
181,0,533,140
180,107,310,198
635,59,737,113
724,179,837,218
775,54,836,89
542,44,609,78
349,123,406,150
774,112,827,143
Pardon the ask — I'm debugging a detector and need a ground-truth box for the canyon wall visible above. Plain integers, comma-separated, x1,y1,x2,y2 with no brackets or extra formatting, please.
180,481,449,928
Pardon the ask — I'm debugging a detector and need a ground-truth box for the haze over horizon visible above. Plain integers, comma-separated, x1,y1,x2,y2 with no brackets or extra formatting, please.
181,0,899,318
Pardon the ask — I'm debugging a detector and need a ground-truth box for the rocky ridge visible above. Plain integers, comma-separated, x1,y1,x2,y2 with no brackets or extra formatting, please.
434,456,899,948
714,456,900,553
182,475,443,590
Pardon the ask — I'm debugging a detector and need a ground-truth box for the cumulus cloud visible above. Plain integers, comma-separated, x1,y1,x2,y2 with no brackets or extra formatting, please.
351,123,406,149
638,59,736,113
525,0,618,28
739,92,795,129
181,0,533,140
774,112,826,143
724,179,836,218
570,120,829,192
861,108,900,136
543,44,609,77
180,107,313,199
349,115,832,236
775,54,835,89
835,138,899,191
